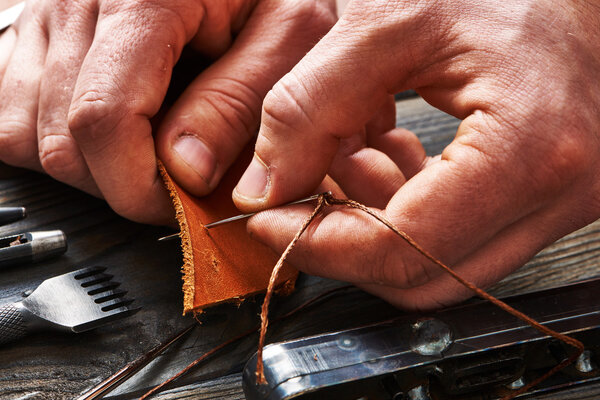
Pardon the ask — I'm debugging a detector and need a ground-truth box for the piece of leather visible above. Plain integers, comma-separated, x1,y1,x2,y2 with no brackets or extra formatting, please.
159,150,297,314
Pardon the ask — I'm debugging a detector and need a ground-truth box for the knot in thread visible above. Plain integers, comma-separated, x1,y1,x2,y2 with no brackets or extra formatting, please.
322,191,335,207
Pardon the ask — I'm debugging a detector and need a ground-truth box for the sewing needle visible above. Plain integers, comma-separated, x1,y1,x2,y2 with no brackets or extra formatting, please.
157,192,329,242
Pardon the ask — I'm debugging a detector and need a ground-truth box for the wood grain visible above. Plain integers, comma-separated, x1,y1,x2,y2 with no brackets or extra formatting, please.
1,96,599,400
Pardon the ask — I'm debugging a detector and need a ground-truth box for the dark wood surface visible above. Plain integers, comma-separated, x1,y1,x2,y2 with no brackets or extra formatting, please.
1,96,599,400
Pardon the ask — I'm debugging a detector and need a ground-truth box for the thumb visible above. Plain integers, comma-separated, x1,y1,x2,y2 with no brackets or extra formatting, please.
232,21,390,211
232,3,445,211
156,1,336,197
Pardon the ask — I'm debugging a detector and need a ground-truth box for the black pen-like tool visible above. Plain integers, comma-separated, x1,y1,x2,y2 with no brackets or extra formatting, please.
0,207,26,226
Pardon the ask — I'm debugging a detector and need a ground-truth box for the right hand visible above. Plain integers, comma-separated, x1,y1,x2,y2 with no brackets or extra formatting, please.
0,0,336,224
234,0,600,310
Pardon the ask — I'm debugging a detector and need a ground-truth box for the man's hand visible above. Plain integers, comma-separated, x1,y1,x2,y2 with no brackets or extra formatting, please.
233,0,600,309
0,0,336,224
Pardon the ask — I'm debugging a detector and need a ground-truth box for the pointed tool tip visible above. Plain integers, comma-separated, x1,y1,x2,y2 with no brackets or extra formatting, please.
158,233,180,242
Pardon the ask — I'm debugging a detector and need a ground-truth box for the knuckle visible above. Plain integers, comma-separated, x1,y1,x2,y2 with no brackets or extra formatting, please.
68,90,124,141
199,80,262,141
280,0,337,32
262,75,314,133
101,0,192,43
106,189,163,225
541,131,591,184
515,123,593,196
349,227,434,289
17,0,48,32
374,250,432,289
0,121,37,166
110,199,144,223
38,134,85,182
451,113,593,197
48,0,94,29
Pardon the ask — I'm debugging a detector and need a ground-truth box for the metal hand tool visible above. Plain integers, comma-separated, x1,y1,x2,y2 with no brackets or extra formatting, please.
0,206,26,225
243,278,600,400
0,266,139,345
158,192,330,241
0,230,67,269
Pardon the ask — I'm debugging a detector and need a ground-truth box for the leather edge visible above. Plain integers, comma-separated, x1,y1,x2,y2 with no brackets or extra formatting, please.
157,161,195,315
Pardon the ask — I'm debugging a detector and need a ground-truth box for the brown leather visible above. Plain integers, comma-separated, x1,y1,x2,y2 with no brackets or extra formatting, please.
159,150,298,314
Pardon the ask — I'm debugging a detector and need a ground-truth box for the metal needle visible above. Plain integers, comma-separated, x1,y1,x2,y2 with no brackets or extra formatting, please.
158,192,329,242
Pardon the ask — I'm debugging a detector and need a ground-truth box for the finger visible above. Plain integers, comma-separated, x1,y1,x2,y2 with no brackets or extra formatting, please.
232,33,391,212
0,27,17,81
328,133,405,208
358,188,594,310
368,127,427,179
248,204,413,285
364,95,427,180
37,1,99,195
248,113,582,295
0,6,47,170
67,2,203,223
232,5,442,212
156,0,336,198
186,1,254,59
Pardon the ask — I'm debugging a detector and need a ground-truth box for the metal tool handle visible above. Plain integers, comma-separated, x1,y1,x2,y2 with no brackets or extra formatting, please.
0,303,27,345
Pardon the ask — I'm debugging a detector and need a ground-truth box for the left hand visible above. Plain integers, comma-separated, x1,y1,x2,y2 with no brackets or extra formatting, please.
0,0,336,224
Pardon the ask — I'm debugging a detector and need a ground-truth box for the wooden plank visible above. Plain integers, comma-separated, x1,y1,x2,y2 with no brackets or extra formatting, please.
1,96,599,400
151,374,244,400
395,96,461,156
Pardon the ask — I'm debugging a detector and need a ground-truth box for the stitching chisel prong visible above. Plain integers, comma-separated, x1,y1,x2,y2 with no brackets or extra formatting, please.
158,192,330,242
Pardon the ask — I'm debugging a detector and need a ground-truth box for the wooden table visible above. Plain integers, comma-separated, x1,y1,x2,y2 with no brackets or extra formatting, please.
1,96,599,400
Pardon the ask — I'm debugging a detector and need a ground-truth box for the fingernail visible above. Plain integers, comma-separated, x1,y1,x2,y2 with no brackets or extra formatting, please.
173,135,216,185
234,155,270,200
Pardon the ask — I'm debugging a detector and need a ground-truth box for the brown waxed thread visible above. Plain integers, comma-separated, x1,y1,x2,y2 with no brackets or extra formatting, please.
255,194,327,384
256,193,584,399
140,285,355,399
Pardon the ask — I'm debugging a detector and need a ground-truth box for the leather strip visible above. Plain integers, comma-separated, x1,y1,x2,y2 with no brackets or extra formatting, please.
159,150,297,314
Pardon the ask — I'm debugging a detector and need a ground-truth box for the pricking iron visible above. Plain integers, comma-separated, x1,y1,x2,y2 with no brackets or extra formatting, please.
0,266,139,345
0,230,67,268
243,278,600,400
